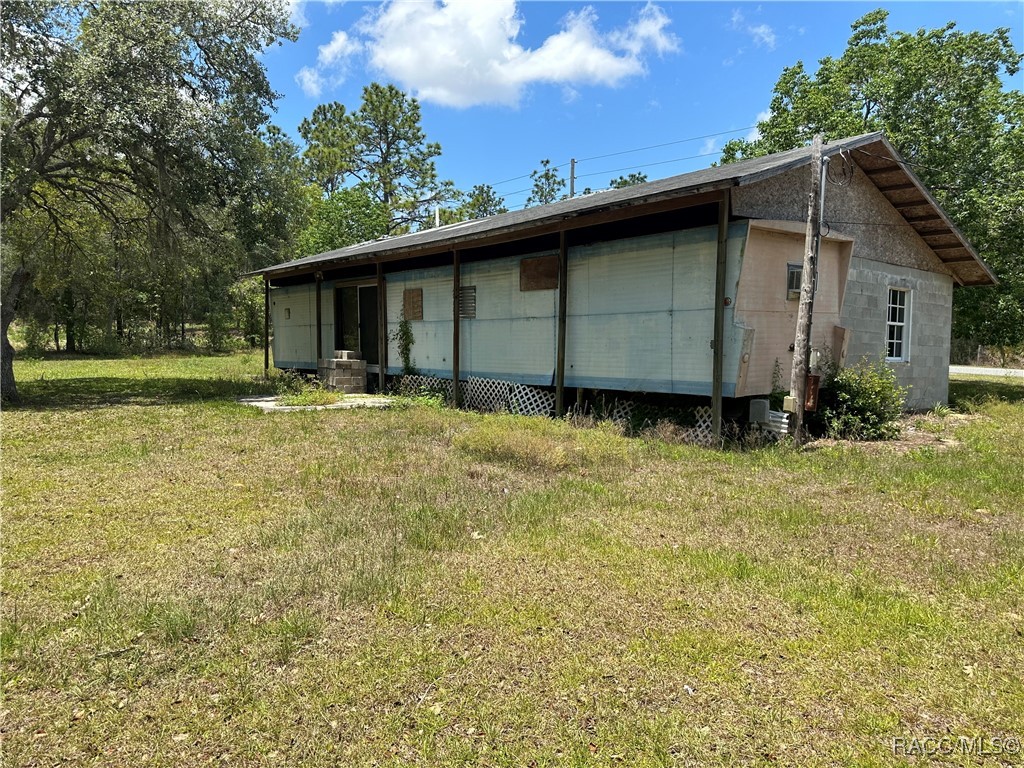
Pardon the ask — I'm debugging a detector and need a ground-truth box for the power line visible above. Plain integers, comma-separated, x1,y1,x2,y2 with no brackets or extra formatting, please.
487,125,753,190
576,149,722,181
577,126,755,163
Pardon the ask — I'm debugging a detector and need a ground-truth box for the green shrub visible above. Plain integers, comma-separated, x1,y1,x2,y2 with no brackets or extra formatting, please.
817,357,908,440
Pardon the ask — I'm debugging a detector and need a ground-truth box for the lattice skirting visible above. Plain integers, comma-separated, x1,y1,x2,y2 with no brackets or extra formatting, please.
508,382,556,417
465,377,512,412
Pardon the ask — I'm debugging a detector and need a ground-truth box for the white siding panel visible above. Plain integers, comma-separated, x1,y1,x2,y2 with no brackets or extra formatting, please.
270,284,316,368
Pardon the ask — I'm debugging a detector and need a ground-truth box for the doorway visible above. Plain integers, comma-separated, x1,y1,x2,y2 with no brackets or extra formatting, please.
334,284,379,365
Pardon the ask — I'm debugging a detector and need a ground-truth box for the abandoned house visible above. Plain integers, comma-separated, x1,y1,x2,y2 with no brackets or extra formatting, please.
253,132,995,417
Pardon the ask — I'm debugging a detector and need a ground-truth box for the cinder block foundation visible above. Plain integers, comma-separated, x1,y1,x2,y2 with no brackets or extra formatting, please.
318,351,366,394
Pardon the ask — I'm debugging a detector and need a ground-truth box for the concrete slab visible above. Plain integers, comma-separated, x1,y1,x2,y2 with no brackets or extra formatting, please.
950,366,1024,379
238,394,393,413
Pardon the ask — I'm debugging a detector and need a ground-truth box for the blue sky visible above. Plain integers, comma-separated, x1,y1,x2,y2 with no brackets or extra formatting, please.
261,1,1024,211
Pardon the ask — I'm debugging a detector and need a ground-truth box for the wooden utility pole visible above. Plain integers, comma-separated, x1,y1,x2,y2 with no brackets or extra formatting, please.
569,158,576,198
789,134,825,444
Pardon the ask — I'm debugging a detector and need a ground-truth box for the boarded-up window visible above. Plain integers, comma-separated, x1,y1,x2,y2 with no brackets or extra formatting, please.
459,286,476,318
520,255,559,291
402,288,423,321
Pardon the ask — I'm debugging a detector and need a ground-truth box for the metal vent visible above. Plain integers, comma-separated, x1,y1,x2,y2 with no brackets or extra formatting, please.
459,285,476,319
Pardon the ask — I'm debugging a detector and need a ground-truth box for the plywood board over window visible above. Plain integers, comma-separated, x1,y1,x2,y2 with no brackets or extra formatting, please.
402,288,423,321
520,254,558,291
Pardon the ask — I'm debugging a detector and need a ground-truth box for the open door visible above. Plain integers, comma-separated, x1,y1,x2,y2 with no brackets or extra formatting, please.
334,284,379,364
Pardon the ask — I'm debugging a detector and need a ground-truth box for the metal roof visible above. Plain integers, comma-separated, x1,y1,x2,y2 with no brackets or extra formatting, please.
254,132,995,287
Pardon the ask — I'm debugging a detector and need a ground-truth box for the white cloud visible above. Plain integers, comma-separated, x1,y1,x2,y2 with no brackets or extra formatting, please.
748,24,777,50
286,0,308,28
729,7,777,52
318,30,361,66
302,0,680,108
700,137,718,155
747,109,772,141
295,66,324,98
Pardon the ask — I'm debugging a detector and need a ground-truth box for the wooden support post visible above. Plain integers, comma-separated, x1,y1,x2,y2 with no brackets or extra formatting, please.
452,249,461,407
263,276,270,375
789,134,825,444
712,188,731,440
377,260,386,392
555,230,569,417
314,271,323,363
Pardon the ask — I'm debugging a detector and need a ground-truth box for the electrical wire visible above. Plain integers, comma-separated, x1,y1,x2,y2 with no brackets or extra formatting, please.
575,149,722,181
576,126,755,163
487,125,754,190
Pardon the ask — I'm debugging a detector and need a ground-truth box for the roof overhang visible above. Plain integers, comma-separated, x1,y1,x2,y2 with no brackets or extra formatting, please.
843,135,996,287
251,132,996,288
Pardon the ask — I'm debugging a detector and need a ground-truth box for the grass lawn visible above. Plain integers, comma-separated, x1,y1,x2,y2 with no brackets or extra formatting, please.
2,355,1022,766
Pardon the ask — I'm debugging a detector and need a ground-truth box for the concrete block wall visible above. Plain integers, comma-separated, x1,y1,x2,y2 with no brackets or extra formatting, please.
840,258,953,409
318,350,367,394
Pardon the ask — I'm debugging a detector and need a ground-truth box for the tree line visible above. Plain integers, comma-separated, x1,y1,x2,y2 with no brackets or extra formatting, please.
2,3,1021,402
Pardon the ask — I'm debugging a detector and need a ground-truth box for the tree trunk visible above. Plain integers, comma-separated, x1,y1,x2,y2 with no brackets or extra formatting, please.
54,323,61,352
1,265,33,403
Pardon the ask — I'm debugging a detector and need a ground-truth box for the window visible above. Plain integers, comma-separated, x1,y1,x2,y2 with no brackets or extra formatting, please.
787,264,802,301
886,287,909,361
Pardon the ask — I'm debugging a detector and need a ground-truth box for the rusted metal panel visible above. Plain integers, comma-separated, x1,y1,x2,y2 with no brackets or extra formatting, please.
402,287,423,321
521,254,559,291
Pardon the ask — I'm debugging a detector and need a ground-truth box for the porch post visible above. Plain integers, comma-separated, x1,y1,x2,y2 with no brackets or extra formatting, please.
314,271,323,363
452,249,461,407
263,275,270,375
712,187,731,440
377,259,386,391
555,230,568,417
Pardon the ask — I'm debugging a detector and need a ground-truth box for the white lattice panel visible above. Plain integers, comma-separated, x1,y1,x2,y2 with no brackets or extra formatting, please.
466,377,512,412
508,383,556,417
610,398,636,424
689,406,717,447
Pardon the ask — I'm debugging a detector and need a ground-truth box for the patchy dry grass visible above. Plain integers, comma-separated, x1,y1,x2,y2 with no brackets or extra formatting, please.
2,358,1022,766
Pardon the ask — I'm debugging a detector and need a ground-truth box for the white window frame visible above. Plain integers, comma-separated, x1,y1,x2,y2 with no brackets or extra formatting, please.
885,287,910,362
786,263,802,301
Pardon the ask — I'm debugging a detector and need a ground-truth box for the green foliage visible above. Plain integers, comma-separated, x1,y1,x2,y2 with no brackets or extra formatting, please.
609,172,649,188
389,312,417,375
525,159,566,207
298,102,356,195
718,9,1023,346
817,357,908,440
298,85,458,233
0,0,297,399
296,188,390,256
438,184,509,225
